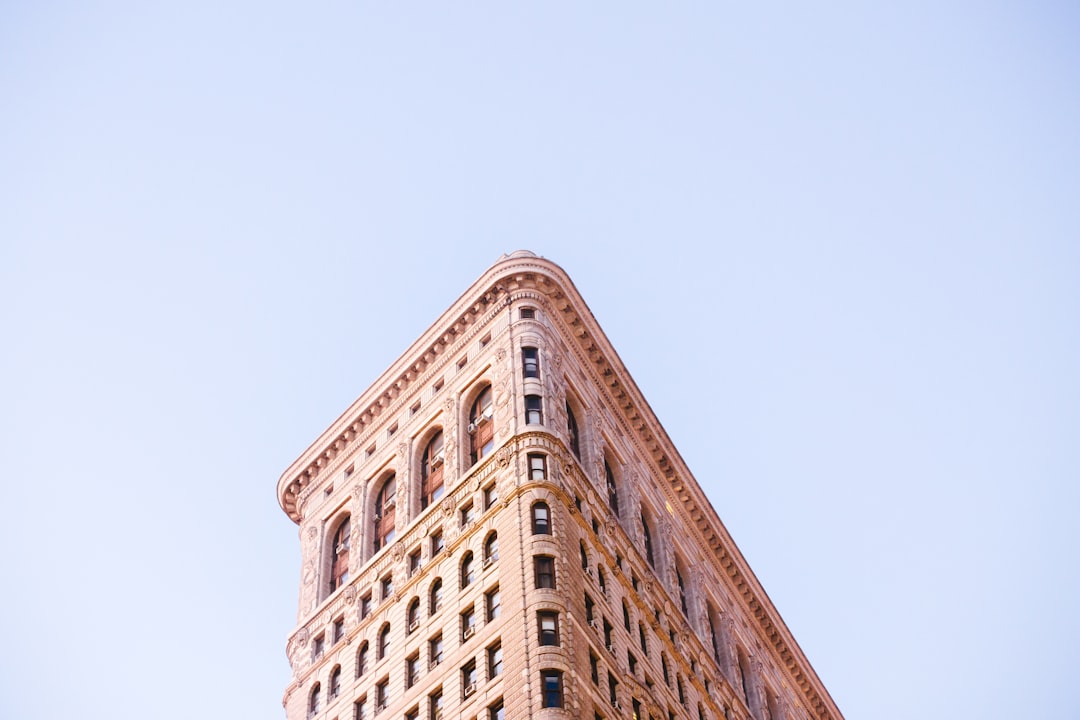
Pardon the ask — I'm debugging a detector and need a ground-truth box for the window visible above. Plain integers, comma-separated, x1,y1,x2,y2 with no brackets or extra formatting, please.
603,619,614,651
580,541,589,570
676,566,688,615
461,659,478,698
522,347,540,378
309,683,322,717
483,532,499,565
407,598,421,633
406,653,420,688
373,474,396,552
406,708,419,720
605,461,619,516
609,672,619,706
677,675,686,705
642,514,655,568
590,652,599,684
428,688,443,720
485,585,501,621
330,516,351,593
356,642,369,677
483,483,498,510
628,651,638,675
312,634,325,662
380,574,393,603
487,641,503,678
361,594,372,619
662,653,670,685
461,605,476,641
460,501,475,528
707,602,723,665
430,529,444,556
638,623,648,656
531,502,550,535
333,616,345,644
541,670,564,708
409,548,422,577
538,611,559,646
375,678,389,712
429,578,443,614
329,665,342,698
469,385,495,464
519,307,536,319
377,623,391,661
585,593,595,623
528,453,547,480
488,698,505,720
534,555,555,589
566,402,580,458
525,394,543,424
429,634,444,668
354,696,368,720
421,431,445,509
598,567,607,595
461,551,475,588
622,601,632,631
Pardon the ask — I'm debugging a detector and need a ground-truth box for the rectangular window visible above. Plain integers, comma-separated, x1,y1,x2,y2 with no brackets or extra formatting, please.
483,483,498,510
461,605,476,641
519,307,536,319
461,659,478,699
380,574,393,602
430,529,445,556
333,617,345,644
429,688,443,720
485,586,501,621
585,593,595,623
522,347,540,378
312,634,325,661
354,696,368,720
487,640,503,679
406,652,420,688
361,594,372,619
406,708,419,720
541,670,564,708
590,652,599,684
409,549,422,577
528,453,547,480
488,699,505,720
429,634,444,668
538,611,560,646
460,501,476,527
525,395,543,424
534,555,555,589
609,672,619,705
375,678,389,712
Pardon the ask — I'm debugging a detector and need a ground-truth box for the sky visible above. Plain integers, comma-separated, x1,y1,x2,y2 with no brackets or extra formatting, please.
1,3,1078,719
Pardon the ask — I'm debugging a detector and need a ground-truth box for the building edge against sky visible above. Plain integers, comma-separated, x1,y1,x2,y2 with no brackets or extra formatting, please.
276,250,844,720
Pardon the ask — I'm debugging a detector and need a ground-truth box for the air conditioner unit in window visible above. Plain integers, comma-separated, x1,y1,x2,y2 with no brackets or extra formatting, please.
384,497,396,509
588,619,600,630
408,620,420,632
430,452,444,468
463,682,477,698
482,406,494,420
336,543,349,554
467,422,477,433
462,627,476,640
482,556,495,569
429,659,441,671
606,643,616,655
612,700,622,710
585,566,594,578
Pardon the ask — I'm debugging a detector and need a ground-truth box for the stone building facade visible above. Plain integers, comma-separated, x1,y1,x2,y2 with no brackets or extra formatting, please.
277,251,843,720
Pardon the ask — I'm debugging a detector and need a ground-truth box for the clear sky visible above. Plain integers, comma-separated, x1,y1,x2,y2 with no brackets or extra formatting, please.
2,3,1077,719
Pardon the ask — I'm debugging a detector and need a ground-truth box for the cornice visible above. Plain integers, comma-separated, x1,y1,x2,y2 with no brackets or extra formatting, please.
276,250,843,720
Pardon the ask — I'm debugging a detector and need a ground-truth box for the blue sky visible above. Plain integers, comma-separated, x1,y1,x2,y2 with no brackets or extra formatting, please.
2,3,1078,719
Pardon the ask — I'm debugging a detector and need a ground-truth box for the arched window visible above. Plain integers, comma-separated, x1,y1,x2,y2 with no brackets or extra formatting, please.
329,515,351,593
468,385,495,464
430,578,443,614
737,646,753,709
580,541,589,570
605,460,619,516
420,431,445,509
377,623,391,660
407,597,421,633
531,501,550,535
356,642,369,677
566,402,580,458
329,665,342,699
373,474,396,553
641,512,655,568
461,551,475,588
707,602,723,666
484,532,499,564
308,683,321,716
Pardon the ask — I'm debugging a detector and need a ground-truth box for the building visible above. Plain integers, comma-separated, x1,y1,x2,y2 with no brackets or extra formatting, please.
277,251,843,720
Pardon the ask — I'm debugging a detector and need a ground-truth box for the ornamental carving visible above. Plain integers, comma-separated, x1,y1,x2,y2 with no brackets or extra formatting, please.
443,395,455,413
604,519,617,537
495,347,507,362
343,586,357,605
441,497,455,517
496,446,513,468
392,545,405,562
